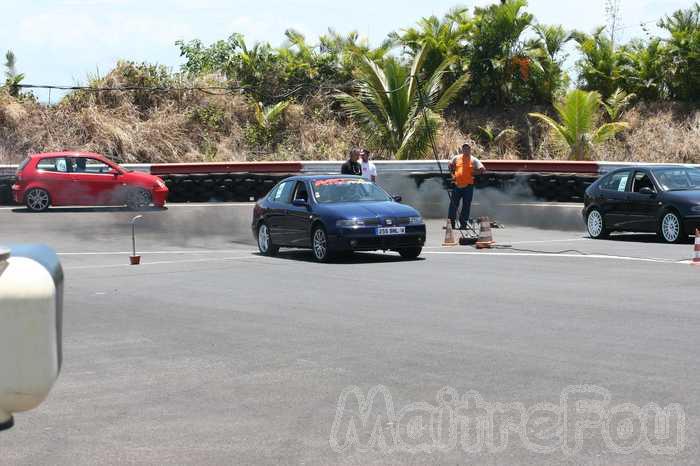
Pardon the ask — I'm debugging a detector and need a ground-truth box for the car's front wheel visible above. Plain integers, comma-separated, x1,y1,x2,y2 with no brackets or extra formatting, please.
659,210,684,243
586,208,608,239
397,247,422,259
25,188,51,212
127,188,152,210
257,223,279,256
311,225,332,262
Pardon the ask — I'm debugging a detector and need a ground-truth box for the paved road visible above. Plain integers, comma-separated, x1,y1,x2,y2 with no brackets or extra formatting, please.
0,204,698,465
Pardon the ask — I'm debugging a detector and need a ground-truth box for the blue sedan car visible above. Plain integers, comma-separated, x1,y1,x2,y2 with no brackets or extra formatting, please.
251,175,426,261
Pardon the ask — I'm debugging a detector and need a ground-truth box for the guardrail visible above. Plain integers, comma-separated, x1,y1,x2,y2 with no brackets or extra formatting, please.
2,160,695,206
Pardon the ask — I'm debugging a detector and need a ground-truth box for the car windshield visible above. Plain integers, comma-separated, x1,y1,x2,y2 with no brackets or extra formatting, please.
312,178,391,203
651,167,700,191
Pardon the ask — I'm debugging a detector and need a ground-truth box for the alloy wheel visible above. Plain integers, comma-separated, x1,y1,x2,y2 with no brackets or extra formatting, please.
128,189,151,209
661,212,681,243
258,224,270,254
587,210,604,238
312,228,328,261
26,189,50,212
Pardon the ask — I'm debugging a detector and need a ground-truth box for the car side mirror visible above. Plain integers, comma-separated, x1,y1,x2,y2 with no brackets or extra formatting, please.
0,245,62,431
392,195,402,203
639,187,655,195
292,199,308,207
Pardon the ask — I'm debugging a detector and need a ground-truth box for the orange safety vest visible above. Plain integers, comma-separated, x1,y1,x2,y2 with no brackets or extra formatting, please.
453,155,474,188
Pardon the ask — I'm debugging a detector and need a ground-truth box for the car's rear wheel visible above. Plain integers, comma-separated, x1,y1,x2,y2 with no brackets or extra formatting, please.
659,210,684,243
25,188,51,212
586,208,608,239
311,225,331,262
397,247,422,259
257,223,279,256
127,188,152,210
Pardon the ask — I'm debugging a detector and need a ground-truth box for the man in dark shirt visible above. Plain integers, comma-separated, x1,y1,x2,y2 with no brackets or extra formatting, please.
340,149,362,176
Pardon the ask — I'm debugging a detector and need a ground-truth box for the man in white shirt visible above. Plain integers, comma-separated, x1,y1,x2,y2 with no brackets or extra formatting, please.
360,149,377,182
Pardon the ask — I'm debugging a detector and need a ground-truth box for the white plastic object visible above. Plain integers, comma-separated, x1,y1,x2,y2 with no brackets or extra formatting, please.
0,246,62,430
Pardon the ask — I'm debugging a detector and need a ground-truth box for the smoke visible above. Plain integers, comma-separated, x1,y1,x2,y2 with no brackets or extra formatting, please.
378,173,584,231
47,202,257,249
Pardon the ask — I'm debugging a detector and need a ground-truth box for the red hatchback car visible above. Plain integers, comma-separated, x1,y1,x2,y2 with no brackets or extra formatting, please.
12,152,168,211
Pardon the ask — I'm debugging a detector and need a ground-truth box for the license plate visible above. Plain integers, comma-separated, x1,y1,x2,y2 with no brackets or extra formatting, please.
377,227,405,236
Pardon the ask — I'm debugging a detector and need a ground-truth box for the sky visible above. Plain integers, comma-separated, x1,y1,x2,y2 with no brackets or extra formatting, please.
0,0,691,102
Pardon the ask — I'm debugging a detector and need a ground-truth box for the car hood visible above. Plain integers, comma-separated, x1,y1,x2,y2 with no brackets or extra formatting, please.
318,201,420,219
663,189,700,205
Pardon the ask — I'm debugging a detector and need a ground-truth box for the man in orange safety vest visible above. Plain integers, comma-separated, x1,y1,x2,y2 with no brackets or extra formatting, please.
448,143,486,229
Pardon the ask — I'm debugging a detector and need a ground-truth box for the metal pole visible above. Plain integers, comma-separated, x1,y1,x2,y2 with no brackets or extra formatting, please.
130,215,143,257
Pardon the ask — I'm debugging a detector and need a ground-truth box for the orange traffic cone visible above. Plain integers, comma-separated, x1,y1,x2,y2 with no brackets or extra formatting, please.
476,216,496,249
692,229,700,266
443,219,458,247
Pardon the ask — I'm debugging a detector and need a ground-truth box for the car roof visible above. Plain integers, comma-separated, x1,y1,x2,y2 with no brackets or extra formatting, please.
607,164,692,171
29,151,108,160
284,175,363,182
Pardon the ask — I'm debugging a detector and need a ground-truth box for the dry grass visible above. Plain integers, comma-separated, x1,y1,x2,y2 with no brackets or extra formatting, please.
0,73,698,165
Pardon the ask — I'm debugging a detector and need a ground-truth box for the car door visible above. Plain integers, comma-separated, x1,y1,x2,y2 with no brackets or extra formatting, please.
626,170,660,232
68,157,123,205
285,181,313,247
34,157,75,205
266,180,294,245
598,170,632,229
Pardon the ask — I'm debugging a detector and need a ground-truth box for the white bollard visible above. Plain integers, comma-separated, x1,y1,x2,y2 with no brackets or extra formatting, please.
0,246,62,431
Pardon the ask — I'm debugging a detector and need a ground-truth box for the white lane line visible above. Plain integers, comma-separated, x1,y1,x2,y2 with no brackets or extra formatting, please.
64,254,262,270
508,238,590,245
58,249,255,256
0,202,255,211
423,250,689,264
472,202,582,208
423,238,589,249
166,202,255,208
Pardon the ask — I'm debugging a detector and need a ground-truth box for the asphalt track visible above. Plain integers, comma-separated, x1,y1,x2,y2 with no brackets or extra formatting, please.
0,203,698,465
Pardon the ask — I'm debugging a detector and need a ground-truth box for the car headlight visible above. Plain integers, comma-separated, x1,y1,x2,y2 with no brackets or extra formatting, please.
336,218,365,228
408,216,423,224
154,179,166,189
691,206,700,213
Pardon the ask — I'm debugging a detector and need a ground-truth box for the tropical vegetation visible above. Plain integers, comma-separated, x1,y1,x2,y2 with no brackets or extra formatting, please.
0,1,698,164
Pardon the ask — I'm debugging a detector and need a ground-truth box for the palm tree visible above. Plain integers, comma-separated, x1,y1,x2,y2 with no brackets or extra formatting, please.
602,88,635,122
477,125,519,155
248,100,290,147
525,24,572,103
573,27,622,98
389,7,472,76
528,89,628,160
658,3,700,101
3,50,24,97
253,100,289,130
335,46,469,160
467,0,534,105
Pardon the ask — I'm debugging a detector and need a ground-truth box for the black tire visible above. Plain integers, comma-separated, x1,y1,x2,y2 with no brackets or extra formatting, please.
398,247,422,259
586,208,609,239
257,223,279,256
25,188,51,212
127,188,152,210
658,210,685,243
311,225,332,262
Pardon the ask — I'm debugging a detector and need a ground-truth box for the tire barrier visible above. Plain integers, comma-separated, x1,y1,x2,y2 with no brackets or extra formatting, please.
161,173,292,203
0,170,598,206
0,176,14,205
409,172,598,202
